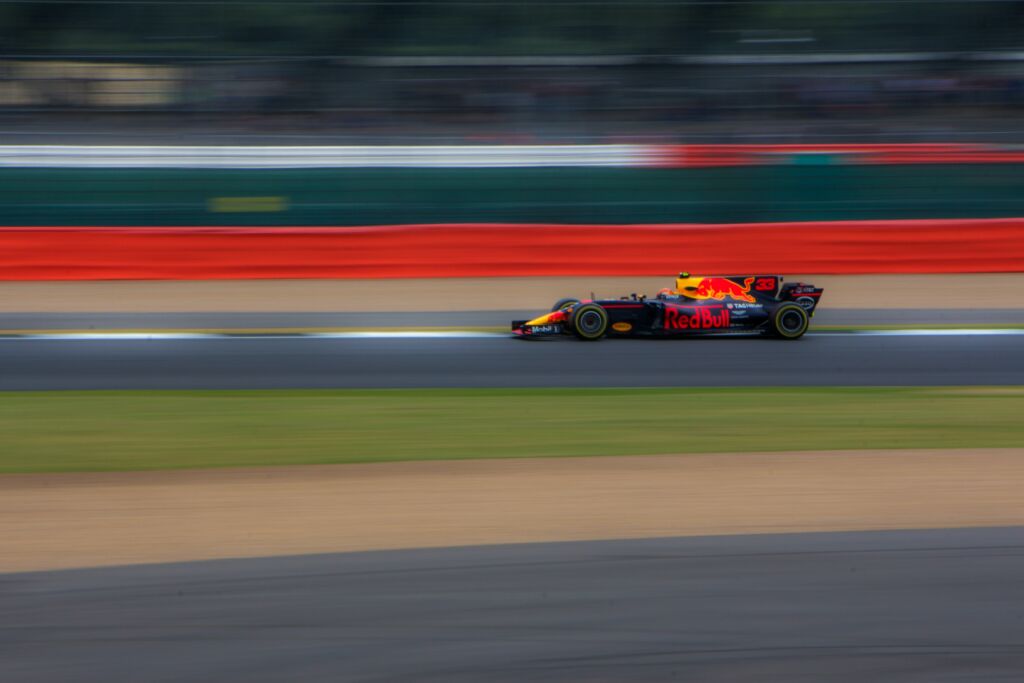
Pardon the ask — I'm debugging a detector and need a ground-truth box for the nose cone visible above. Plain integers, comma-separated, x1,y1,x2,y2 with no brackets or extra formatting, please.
524,310,568,326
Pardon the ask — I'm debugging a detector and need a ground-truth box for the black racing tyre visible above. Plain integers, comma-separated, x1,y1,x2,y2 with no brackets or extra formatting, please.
771,303,810,339
570,303,609,341
551,297,581,312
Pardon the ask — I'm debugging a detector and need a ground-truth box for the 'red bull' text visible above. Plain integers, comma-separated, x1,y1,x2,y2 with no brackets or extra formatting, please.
664,306,730,330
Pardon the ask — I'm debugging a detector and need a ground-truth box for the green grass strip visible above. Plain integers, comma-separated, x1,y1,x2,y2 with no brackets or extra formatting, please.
2,387,1022,473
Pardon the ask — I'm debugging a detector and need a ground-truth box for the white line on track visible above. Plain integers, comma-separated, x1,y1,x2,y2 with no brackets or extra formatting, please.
823,329,1024,337
0,331,506,341
1,329,1023,341
310,331,503,339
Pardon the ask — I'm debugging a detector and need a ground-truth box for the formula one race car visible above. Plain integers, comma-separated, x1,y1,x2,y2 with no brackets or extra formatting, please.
512,274,823,340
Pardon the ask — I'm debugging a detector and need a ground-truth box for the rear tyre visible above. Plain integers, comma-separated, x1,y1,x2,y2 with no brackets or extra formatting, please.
551,297,580,312
771,303,810,339
570,303,608,341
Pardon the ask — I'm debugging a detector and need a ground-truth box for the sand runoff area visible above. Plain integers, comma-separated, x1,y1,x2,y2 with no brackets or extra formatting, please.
3,448,1024,573
2,274,1024,312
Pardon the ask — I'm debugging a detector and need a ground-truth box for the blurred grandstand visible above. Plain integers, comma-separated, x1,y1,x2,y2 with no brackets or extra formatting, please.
1,0,1023,144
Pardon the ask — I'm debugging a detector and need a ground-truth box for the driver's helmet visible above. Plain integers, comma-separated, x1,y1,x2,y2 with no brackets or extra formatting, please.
675,272,702,295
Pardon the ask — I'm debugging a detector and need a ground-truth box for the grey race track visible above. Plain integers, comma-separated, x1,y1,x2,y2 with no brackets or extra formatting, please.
4,308,1024,330
1,332,1023,389
4,527,1024,682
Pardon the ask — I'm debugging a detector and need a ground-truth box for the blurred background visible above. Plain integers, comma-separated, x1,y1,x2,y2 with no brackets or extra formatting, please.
4,6,1024,682
2,0,1024,228
1,0,1023,145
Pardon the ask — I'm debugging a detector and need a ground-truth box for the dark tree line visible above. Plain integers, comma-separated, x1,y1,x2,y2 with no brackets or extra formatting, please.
0,0,1021,57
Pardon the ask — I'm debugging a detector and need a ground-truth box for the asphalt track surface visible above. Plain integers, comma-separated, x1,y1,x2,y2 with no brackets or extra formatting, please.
4,308,1024,330
4,527,1024,682
2,332,1023,390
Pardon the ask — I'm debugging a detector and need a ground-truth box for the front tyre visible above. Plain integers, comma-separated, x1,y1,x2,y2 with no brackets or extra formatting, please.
551,297,581,312
771,303,810,339
570,303,609,341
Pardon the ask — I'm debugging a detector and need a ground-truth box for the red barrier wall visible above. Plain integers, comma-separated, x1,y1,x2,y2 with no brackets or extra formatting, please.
656,143,1024,167
2,219,1023,280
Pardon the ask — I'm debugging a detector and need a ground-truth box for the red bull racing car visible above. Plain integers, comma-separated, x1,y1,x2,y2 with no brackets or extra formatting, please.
512,274,823,340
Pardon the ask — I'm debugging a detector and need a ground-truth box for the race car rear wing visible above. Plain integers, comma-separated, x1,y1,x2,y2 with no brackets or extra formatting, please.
780,282,824,315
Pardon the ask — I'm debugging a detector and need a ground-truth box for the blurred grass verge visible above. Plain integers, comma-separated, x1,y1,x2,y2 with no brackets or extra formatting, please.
2,387,1022,473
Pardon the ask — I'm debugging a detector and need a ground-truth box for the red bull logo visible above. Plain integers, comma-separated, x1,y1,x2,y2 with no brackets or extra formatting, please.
664,306,730,330
692,277,756,303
